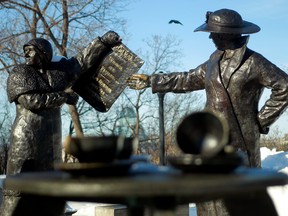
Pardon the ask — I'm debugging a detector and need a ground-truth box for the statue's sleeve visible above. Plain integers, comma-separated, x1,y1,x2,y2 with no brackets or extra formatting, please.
76,37,111,74
49,57,82,87
150,62,207,93
48,37,112,88
17,92,67,112
256,55,288,131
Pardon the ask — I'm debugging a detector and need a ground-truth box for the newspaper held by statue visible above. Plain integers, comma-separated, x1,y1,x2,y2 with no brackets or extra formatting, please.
72,43,144,112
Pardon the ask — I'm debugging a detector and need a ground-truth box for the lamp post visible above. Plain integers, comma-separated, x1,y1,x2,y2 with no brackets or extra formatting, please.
157,72,166,165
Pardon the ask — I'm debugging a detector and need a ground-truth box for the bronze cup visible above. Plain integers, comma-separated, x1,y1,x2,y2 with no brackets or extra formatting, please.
64,136,138,163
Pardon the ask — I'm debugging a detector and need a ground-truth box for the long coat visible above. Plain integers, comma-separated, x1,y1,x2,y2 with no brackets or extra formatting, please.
151,39,288,167
6,36,111,175
1,37,115,216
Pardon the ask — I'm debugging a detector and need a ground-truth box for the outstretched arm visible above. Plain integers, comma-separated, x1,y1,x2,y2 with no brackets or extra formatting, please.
127,62,207,93
127,74,151,90
77,31,121,73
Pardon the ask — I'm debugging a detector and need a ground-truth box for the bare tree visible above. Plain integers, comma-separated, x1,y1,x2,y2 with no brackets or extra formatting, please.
0,102,13,174
0,0,133,166
0,0,129,72
59,35,183,140
0,1,205,165
0,0,130,138
123,34,204,163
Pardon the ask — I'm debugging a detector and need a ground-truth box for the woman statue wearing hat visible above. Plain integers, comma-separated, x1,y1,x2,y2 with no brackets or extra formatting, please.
127,8,288,215
1,31,121,216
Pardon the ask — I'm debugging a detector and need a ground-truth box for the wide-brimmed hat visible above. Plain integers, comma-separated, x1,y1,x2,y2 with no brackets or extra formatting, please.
194,9,260,34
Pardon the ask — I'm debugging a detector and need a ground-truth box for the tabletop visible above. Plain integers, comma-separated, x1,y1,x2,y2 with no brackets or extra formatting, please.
4,163,288,216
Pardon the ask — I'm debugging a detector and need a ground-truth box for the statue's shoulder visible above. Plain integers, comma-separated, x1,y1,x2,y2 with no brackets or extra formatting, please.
48,56,80,73
246,48,268,64
7,64,39,102
10,64,37,79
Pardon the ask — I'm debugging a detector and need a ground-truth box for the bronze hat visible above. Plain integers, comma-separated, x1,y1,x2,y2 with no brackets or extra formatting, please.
23,38,53,63
194,9,260,34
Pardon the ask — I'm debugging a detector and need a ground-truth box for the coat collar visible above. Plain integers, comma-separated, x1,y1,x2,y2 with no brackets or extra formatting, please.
221,36,249,73
210,36,250,88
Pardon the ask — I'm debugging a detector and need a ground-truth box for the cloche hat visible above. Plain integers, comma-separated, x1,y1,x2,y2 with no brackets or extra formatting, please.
194,9,260,34
23,38,53,63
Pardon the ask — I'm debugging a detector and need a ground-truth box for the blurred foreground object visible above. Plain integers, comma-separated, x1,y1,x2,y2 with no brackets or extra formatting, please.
176,111,229,157
58,136,143,177
64,136,138,163
169,111,243,173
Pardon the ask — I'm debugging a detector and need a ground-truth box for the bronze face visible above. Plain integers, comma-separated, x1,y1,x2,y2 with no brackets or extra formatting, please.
209,33,243,50
24,45,42,66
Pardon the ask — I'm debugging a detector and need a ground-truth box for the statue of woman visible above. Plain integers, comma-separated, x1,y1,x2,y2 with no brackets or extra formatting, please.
1,31,121,216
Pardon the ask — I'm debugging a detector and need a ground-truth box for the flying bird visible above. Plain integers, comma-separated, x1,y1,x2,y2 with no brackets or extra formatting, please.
168,19,183,25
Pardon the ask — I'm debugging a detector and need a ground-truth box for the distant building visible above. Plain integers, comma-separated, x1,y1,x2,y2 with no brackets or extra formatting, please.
115,107,148,140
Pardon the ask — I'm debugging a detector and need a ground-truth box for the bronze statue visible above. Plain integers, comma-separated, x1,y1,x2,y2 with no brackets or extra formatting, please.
127,8,288,215
1,31,121,216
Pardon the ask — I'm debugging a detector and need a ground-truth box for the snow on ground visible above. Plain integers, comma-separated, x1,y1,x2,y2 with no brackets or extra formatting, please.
261,147,288,216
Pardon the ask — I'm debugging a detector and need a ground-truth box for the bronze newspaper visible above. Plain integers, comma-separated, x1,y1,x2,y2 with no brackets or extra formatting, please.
73,43,144,112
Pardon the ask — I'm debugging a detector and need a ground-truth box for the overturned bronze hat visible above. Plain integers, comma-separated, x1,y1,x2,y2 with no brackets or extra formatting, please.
194,9,260,34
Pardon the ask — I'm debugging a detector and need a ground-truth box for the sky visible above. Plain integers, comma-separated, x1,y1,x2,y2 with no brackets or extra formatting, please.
124,0,288,68
120,0,288,136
